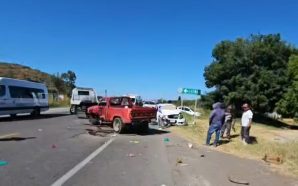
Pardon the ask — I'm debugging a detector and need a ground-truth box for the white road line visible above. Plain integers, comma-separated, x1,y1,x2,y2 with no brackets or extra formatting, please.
51,138,114,186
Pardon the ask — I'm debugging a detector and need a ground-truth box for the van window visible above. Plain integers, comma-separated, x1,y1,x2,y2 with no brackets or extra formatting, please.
0,85,5,97
78,91,90,96
9,86,45,99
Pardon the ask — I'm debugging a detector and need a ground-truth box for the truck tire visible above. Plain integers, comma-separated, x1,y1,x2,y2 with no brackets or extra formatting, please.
70,105,77,115
113,117,125,134
31,107,41,117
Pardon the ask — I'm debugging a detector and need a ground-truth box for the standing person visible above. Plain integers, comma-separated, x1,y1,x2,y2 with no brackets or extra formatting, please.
220,105,233,140
206,102,225,147
241,103,253,145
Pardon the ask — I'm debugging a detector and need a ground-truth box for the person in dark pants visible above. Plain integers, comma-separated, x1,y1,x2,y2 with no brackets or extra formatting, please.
220,105,233,140
206,102,225,147
241,103,253,145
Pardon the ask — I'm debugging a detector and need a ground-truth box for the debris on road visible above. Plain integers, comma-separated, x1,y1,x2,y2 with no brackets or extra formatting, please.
51,144,57,149
0,133,20,140
127,153,136,157
228,175,250,185
163,138,170,142
176,158,183,164
129,140,140,144
38,129,43,132
200,154,205,158
0,161,8,167
188,143,193,149
262,154,283,164
179,163,189,167
111,133,117,137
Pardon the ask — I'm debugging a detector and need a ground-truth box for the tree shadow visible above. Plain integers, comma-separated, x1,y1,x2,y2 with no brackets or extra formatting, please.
254,114,298,130
0,137,36,142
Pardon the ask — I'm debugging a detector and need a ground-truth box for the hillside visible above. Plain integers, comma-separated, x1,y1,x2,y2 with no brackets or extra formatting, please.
0,62,76,97
0,62,57,92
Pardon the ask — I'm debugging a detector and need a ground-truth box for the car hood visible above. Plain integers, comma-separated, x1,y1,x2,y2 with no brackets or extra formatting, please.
160,109,181,115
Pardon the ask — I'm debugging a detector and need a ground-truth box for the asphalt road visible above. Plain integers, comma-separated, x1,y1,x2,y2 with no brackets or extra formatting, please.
0,108,297,186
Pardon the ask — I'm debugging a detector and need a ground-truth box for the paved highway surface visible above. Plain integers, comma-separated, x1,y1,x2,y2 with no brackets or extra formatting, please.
0,108,297,186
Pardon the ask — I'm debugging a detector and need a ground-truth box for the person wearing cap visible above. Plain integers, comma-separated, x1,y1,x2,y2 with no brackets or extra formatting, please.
241,103,253,144
220,105,234,140
206,102,225,147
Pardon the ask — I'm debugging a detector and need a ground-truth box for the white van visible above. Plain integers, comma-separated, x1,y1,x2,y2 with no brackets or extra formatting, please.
70,87,98,114
0,77,49,117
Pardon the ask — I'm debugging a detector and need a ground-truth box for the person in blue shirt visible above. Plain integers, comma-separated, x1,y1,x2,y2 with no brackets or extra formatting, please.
206,102,225,147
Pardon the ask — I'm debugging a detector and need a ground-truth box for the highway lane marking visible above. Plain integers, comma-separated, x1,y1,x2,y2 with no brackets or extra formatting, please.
51,138,114,186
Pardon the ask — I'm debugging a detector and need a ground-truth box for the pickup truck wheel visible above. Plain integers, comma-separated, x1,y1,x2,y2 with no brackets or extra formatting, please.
113,117,125,134
140,122,149,134
70,105,77,115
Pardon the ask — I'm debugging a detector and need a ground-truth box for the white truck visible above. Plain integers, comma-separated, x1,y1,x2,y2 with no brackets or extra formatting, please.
70,87,98,114
0,77,49,117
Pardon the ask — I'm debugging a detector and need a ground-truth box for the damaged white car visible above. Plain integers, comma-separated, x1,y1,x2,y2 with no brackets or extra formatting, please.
157,104,186,126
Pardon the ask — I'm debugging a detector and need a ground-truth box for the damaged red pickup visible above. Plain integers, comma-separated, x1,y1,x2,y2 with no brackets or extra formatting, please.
86,96,157,133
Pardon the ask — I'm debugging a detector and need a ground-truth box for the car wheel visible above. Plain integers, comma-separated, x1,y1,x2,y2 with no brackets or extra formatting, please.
70,105,77,114
113,117,125,134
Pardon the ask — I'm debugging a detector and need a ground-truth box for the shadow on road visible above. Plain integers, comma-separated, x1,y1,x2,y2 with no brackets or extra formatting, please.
0,137,36,142
0,113,70,122
85,124,170,137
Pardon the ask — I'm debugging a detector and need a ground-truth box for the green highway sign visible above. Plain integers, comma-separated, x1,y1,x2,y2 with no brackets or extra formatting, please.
178,88,201,95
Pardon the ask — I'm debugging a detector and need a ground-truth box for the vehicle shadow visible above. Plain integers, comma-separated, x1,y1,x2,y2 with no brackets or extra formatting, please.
0,113,70,122
85,124,170,137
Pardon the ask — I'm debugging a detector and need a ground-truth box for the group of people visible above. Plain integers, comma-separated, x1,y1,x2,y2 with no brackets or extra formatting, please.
206,102,253,147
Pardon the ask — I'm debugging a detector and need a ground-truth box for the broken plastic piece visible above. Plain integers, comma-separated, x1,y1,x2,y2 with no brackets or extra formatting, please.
163,138,170,142
130,140,140,144
228,176,249,185
51,144,57,149
0,161,8,166
38,129,43,132
188,143,193,149
127,153,135,157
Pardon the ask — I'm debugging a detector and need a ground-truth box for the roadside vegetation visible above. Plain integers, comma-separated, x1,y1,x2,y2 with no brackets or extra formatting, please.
171,109,298,177
0,62,76,107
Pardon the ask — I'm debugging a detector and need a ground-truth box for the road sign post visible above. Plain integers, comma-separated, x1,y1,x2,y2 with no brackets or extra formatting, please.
178,88,201,125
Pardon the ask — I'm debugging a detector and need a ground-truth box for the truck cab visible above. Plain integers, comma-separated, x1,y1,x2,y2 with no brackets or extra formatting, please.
70,87,98,114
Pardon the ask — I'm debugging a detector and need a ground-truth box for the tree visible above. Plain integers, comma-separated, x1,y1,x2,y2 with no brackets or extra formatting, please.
277,55,298,117
204,34,297,113
61,70,77,97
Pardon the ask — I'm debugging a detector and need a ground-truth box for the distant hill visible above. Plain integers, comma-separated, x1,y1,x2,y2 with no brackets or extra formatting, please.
0,62,69,94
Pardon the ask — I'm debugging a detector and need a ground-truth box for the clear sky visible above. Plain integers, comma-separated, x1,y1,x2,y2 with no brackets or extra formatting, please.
0,0,297,100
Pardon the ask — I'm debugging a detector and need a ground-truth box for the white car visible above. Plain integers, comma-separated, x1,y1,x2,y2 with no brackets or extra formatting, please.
177,106,201,117
143,101,157,108
157,104,185,126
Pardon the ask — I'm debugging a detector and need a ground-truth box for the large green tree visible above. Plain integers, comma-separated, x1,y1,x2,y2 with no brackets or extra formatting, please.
204,34,297,113
277,55,298,117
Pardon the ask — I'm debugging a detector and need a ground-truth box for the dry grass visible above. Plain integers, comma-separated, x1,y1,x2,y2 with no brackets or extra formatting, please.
171,112,298,177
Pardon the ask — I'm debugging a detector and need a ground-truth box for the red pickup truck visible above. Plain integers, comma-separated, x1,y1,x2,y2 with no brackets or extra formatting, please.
86,97,157,133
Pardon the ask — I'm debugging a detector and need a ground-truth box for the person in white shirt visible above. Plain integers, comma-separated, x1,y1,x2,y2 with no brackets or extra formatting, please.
241,103,253,144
